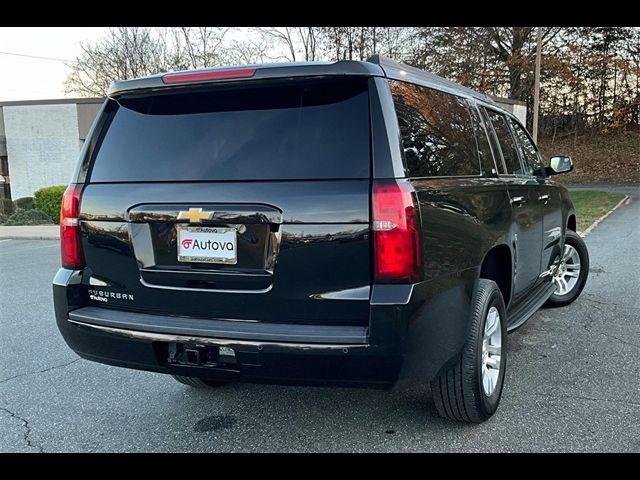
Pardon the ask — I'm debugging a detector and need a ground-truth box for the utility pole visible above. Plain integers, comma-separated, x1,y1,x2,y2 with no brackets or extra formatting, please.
533,27,542,142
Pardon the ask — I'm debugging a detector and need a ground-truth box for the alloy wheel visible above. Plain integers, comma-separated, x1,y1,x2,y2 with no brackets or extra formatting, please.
481,306,502,396
553,244,581,296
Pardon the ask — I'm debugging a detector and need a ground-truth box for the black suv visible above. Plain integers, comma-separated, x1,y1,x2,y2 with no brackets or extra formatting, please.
53,55,589,422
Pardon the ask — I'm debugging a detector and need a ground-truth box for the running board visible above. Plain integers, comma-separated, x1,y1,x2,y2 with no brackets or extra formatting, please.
506,281,556,332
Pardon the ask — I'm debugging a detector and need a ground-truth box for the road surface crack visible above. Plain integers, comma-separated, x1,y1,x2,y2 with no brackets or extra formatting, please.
0,358,80,385
582,296,640,311
588,266,608,274
0,406,44,453
595,331,640,349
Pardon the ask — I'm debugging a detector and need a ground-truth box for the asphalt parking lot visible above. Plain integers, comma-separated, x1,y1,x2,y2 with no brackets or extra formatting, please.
1,187,638,452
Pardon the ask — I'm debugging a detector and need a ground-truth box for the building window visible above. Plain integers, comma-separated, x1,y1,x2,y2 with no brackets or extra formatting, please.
0,156,9,199
0,156,8,176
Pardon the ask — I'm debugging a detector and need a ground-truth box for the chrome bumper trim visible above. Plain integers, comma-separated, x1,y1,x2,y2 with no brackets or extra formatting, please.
68,319,368,351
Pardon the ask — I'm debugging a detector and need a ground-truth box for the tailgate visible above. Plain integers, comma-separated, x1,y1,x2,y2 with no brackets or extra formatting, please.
80,180,370,326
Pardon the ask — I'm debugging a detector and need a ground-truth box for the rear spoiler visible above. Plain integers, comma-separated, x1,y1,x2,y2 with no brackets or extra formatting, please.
107,60,385,97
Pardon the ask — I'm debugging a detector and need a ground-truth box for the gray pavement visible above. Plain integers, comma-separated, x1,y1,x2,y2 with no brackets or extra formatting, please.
0,187,638,452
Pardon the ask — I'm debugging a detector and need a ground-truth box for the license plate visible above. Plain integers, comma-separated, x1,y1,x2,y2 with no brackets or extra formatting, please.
177,226,237,264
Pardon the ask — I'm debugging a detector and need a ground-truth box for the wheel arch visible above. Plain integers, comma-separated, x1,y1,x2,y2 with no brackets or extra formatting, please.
559,186,576,236
479,243,513,308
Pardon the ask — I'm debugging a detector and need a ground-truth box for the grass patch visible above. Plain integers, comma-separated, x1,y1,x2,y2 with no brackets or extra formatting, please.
569,190,626,232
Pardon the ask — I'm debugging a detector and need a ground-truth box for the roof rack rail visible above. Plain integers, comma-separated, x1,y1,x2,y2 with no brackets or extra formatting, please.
366,54,497,106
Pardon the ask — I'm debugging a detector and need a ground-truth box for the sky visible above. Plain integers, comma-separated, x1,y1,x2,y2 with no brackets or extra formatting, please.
0,27,110,101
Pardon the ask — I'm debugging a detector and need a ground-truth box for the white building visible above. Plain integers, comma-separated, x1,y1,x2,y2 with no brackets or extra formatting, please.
491,96,528,126
0,98,103,200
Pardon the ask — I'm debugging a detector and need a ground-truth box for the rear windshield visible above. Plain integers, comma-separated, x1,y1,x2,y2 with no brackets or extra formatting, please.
88,78,370,182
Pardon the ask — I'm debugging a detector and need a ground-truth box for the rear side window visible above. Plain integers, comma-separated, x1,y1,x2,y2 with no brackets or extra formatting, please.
89,78,370,182
389,80,481,177
485,109,523,175
508,118,544,176
467,105,497,174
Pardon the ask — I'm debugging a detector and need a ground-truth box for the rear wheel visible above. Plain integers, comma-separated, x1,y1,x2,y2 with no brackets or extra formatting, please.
544,230,589,308
430,279,507,423
172,375,228,388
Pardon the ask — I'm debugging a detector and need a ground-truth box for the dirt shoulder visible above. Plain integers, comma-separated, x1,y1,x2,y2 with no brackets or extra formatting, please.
538,127,639,184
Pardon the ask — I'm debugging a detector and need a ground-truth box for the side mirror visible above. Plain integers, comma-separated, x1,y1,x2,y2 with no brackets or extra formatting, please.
546,155,573,175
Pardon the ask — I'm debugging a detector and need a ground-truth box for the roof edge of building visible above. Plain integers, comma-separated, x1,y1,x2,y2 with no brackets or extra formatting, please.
488,94,527,106
0,97,104,107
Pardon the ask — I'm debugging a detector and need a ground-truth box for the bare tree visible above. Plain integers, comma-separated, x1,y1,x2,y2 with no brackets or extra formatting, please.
252,27,324,62
65,26,256,96
297,27,318,61
482,27,562,100
177,27,231,68
255,27,299,61
65,27,168,97
316,27,415,62
224,34,271,65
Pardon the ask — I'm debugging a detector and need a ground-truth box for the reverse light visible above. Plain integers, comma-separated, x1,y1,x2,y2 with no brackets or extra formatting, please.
162,68,257,84
372,180,423,283
60,184,84,269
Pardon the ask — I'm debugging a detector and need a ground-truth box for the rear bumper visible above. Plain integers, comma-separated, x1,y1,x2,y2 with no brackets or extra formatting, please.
54,266,478,388
54,269,403,388
59,318,401,387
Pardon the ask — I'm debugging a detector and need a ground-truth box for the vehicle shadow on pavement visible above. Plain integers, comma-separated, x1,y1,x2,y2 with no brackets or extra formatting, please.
172,378,471,439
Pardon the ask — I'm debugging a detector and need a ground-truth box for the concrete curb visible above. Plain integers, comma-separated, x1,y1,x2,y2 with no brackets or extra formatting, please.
0,225,60,241
578,194,631,237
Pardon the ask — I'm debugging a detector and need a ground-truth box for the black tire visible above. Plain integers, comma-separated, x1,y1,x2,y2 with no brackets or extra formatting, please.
544,230,589,308
430,279,508,423
172,375,228,388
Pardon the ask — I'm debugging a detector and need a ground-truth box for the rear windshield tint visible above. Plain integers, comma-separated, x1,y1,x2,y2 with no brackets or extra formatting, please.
89,78,370,182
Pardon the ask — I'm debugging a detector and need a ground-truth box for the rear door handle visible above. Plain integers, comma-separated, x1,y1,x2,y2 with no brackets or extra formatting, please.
510,196,526,206
538,194,550,203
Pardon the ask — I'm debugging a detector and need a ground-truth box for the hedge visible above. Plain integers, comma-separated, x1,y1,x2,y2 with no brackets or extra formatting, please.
14,196,34,211
33,185,67,224
1,198,14,215
3,209,53,226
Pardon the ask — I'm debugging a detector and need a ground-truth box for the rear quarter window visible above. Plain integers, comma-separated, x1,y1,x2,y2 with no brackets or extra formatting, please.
389,80,481,178
508,118,545,176
484,109,524,175
88,78,370,182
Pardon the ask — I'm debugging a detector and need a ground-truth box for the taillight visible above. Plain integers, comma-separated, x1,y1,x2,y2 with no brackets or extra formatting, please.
162,68,257,84
372,180,422,283
60,184,84,269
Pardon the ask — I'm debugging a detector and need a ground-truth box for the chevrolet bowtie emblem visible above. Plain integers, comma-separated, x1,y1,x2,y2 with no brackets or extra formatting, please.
177,208,213,223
